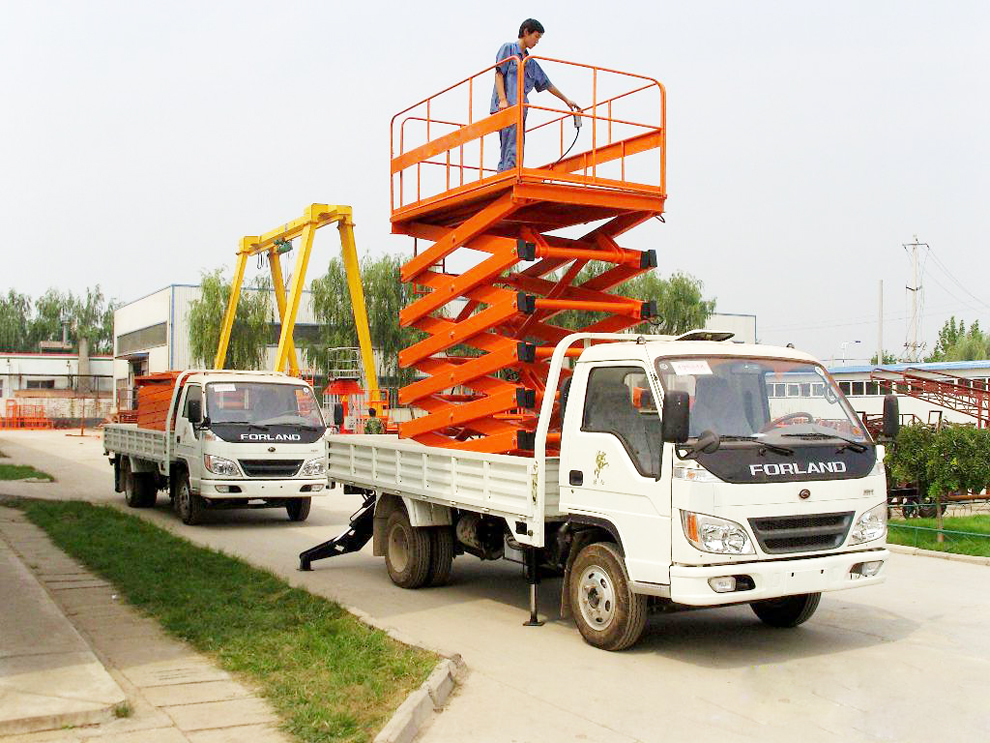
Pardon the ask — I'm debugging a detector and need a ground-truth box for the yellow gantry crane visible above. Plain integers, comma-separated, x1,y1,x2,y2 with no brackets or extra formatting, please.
214,203,383,414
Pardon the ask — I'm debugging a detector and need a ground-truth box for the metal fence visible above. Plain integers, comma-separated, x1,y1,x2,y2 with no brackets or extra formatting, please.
887,522,990,557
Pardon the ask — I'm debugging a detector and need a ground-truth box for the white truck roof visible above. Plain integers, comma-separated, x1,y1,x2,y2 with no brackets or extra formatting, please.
179,370,312,386
575,338,820,365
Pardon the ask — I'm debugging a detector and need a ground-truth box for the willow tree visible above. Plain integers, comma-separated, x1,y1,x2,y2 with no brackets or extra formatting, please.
187,269,272,369
0,290,31,352
306,254,419,387
554,263,715,335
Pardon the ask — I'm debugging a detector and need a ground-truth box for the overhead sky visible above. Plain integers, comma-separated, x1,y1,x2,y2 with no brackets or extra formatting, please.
2,1,988,365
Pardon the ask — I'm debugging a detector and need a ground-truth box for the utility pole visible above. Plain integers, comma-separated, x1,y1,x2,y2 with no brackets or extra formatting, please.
878,279,883,365
903,236,927,362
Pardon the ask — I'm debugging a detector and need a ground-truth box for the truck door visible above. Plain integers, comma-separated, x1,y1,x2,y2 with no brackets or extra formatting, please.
559,364,672,585
174,385,202,485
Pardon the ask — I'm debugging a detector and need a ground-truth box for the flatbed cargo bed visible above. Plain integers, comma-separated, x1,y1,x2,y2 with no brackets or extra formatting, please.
326,434,563,531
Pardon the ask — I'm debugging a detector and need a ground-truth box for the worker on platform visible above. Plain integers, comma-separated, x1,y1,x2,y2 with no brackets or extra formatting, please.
492,18,580,172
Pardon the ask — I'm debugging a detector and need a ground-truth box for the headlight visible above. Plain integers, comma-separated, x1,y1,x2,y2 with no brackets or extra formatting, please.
681,511,755,554
300,458,327,477
849,502,887,544
672,464,720,483
204,454,240,477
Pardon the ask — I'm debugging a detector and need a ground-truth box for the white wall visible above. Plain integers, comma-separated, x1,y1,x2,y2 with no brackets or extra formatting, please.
706,312,757,344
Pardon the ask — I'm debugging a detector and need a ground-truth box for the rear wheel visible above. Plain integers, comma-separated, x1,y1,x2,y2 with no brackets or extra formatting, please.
569,542,647,651
286,497,312,522
173,471,205,525
122,459,157,508
751,592,821,627
384,508,431,588
426,526,454,586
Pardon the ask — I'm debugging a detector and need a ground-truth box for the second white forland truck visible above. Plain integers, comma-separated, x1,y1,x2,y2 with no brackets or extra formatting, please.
301,333,897,650
104,370,329,525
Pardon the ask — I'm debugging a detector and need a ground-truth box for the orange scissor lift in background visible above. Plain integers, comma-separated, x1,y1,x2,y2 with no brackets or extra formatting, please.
391,56,666,455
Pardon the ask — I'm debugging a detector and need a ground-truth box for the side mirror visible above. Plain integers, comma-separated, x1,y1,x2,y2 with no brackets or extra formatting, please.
187,399,203,425
882,394,900,439
662,390,690,444
333,403,345,427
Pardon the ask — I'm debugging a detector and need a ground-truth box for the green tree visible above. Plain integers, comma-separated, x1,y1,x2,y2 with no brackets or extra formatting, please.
187,269,272,369
72,285,118,354
554,264,715,335
0,290,32,352
926,317,990,362
870,351,899,364
29,288,72,349
306,255,419,387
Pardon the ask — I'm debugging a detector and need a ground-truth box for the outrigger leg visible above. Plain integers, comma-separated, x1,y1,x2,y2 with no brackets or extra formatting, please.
298,492,376,571
523,547,545,627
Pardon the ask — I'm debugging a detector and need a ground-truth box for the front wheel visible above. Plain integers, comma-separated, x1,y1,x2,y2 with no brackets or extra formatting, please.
173,472,205,525
286,497,311,522
751,592,821,628
569,542,647,651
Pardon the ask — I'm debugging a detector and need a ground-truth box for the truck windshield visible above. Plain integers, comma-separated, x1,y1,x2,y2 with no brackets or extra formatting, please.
654,356,869,444
205,382,326,430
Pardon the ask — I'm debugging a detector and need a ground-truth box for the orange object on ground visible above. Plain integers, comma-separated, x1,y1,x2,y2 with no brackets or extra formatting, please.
390,58,666,455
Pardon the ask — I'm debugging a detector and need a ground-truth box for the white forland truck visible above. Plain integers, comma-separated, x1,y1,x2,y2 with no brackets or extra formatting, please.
300,333,898,651
104,370,329,525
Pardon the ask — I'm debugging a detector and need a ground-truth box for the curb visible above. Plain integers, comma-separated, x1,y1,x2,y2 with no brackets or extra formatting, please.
345,605,467,743
887,543,990,566
373,658,466,743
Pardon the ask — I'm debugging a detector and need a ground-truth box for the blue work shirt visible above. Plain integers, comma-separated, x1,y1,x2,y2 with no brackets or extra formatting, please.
489,41,552,115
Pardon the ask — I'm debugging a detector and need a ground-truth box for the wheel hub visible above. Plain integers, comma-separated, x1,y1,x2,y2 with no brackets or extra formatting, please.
388,526,409,572
578,565,616,631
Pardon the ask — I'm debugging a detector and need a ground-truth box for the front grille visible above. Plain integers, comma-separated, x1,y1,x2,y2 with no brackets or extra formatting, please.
748,512,853,554
238,459,302,478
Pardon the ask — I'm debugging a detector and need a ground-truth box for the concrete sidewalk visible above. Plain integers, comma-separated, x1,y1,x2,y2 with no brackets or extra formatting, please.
0,521,125,736
0,506,290,742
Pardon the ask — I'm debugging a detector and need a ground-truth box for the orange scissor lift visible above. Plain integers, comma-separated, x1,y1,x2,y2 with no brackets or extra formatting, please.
391,56,666,455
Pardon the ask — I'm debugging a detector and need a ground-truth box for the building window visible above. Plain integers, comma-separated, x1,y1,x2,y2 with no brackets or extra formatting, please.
812,383,825,397
865,381,879,396
851,381,865,396
839,381,852,395
787,383,800,397
26,379,56,389
799,383,811,397
117,322,167,355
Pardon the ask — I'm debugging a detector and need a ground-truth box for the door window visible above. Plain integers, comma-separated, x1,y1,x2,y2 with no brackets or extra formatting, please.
581,366,662,476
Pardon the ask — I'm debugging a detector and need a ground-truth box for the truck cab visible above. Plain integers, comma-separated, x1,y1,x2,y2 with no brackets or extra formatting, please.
557,339,890,645
106,370,329,525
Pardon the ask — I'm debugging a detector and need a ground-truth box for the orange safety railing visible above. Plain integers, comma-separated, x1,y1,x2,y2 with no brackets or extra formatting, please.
390,56,666,219
389,59,668,455
0,400,54,430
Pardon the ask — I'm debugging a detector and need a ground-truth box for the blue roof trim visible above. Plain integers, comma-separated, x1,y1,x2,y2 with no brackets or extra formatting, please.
829,360,990,375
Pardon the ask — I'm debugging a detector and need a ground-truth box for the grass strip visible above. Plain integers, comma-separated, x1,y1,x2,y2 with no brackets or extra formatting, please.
17,500,436,743
0,464,53,481
888,515,990,557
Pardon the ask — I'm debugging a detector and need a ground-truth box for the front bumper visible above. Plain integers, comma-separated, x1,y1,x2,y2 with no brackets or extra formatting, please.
199,479,326,499
667,548,889,606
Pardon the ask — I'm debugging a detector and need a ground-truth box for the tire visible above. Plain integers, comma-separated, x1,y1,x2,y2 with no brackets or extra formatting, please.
123,459,157,508
286,497,312,522
173,471,205,525
569,542,647,651
426,526,454,587
751,592,821,628
384,508,432,589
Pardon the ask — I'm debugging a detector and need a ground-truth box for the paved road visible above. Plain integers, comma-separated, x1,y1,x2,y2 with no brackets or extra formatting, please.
3,430,989,743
